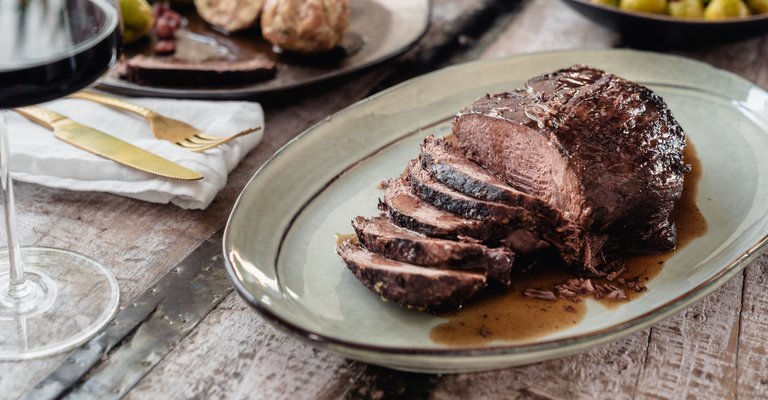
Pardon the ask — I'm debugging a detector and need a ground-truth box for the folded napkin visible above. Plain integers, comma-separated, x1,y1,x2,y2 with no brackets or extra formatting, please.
6,95,264,210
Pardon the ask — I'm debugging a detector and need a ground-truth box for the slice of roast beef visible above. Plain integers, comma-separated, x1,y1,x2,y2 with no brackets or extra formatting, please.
352,216,515,286
407,159,522,223
380,177,492,241
121,54,277,86
454,65,688,275
381,177,547,253
408,159,551,251
420,136,567,224
418,135,582,259
336,239,486,311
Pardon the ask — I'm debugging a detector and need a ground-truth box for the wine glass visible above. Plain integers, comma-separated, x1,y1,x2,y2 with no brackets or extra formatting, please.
0,0,121,359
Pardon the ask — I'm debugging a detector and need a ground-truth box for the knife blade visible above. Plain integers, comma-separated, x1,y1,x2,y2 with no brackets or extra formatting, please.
14,106,203,181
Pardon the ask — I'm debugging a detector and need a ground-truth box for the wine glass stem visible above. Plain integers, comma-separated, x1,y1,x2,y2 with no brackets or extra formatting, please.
0,111,27,299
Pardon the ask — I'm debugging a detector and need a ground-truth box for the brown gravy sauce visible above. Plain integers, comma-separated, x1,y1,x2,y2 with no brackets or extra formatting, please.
430,140,706,346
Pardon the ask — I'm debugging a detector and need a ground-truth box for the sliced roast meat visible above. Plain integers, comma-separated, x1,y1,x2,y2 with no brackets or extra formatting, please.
336,239,486,311
381,176,548,254
420,136,566,224
352,216,515,286
380,177,494,241
454,65,688,275
455,91,585,221
407,159,531,224
121,55,277,86
418,135,581,260
408,159,555,253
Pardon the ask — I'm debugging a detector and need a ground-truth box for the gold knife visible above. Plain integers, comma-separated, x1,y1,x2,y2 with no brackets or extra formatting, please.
15,106,203,181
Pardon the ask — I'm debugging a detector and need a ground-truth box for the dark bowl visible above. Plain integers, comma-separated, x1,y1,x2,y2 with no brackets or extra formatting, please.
561,0,768,48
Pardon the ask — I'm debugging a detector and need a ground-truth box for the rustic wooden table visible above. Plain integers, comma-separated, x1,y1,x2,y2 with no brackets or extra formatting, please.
4,0,768,398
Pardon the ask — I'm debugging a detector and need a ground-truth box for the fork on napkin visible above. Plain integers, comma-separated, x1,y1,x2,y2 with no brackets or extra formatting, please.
6,94,264,210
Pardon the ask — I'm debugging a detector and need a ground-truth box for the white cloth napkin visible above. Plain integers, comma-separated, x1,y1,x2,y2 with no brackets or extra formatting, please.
5,95,264,210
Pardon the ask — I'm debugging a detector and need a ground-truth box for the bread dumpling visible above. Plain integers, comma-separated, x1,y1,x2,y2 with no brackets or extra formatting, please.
261,0,349,53
195,0,266,33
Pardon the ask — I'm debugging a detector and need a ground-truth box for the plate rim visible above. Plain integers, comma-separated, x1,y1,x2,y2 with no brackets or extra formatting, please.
96,0,432,99
223,48,768,362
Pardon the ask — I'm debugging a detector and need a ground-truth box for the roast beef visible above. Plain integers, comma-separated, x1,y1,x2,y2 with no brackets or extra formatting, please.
380,177,493,241
352,216,515,286
121,55,277,86
381,177,547,254
418,136,580,262
454,65,687,275
339,65,688,311
408,159,528,224
336,239,487,311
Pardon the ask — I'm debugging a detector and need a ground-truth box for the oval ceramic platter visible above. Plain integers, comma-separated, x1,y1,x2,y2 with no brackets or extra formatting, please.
223,49,768,373
98,0,430,99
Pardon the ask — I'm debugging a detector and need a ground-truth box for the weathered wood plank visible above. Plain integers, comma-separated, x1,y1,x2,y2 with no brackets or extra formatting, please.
479,0,619,58
125,295,365,400
431,331,650,400
672,35,767,81
736,255,768,399
633,275,743,400
0,189,231,397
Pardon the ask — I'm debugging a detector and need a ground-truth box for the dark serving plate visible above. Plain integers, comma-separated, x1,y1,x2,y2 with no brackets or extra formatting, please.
562,0,768,48
98,0,430,99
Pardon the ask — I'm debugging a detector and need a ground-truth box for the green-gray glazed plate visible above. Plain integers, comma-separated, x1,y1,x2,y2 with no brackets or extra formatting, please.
223,49,768,373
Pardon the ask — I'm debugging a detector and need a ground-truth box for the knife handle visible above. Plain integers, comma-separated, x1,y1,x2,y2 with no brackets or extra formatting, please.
70,90,155,119
14,106,67,130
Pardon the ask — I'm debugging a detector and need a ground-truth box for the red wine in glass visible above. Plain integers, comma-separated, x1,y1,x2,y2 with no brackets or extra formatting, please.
0,0,121,359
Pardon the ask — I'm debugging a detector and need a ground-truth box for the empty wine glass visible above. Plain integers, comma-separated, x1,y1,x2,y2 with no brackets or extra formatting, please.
0,0,121,359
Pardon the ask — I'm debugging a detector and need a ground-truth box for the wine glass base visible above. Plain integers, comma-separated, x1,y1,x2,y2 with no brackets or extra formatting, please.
0,247,119,360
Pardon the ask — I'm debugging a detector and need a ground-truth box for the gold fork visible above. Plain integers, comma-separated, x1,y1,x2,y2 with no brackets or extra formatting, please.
68,91,260,152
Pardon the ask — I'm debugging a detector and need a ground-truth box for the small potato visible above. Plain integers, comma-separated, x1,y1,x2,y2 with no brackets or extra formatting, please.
620,0,668,13
747,0,768,12
669,0,704,17
704,0,750,19
195,0,266,32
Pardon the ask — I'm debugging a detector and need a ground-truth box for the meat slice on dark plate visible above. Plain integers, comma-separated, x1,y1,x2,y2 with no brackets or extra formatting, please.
418,135,582,261
454,65,688,275
352,216,515,286
336,239,487,311
121,55,277,86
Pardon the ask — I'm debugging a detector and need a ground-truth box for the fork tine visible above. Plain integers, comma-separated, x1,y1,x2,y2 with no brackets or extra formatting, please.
176,136,238,153
186,135,218,145
177,139,211,149
176,127,258,149
195,127,260,141
194,133,223,141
